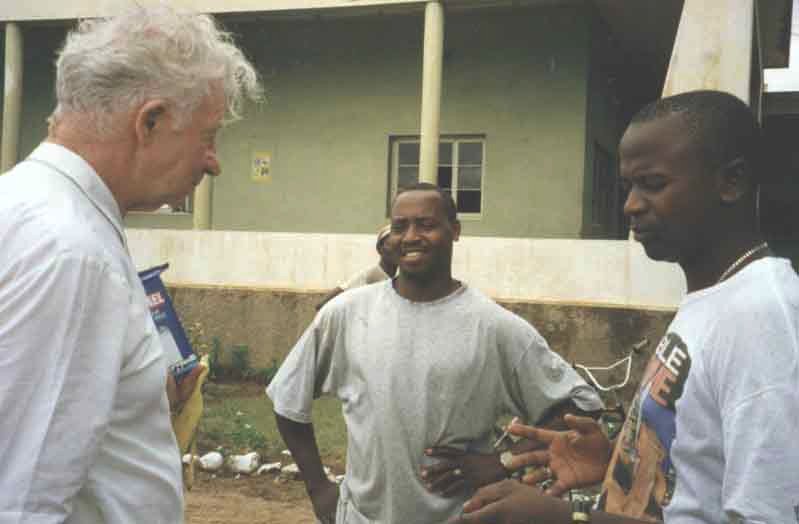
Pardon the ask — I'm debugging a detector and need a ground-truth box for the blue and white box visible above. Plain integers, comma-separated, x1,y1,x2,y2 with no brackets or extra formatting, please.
139,263,198,381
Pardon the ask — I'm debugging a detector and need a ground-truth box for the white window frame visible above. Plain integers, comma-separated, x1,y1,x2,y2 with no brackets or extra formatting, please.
388,134,486,219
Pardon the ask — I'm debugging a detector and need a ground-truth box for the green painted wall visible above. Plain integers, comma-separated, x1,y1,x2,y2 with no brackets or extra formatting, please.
439,7,591,237
10,6,594,238
205,6,592,237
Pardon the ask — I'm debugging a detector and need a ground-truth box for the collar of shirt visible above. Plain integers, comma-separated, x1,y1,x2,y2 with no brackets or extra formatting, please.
29,142,126,247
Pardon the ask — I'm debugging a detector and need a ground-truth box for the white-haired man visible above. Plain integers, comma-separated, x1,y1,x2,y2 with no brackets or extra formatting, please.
0,6,260,523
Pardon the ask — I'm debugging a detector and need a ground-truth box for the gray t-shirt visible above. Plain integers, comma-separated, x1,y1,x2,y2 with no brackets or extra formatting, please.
267,280,601,524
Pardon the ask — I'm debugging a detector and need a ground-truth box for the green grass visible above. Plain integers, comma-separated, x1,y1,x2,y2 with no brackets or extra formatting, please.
197,382,347,467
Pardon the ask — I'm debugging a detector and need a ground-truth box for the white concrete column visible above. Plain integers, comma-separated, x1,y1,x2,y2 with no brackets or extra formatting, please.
1,23,24,173
192,177,212,230
418,1,444,184
662,0,754,102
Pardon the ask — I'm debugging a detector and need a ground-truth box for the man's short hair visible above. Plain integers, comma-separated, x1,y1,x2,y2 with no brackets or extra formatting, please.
630,90,762,181
395,182,458,224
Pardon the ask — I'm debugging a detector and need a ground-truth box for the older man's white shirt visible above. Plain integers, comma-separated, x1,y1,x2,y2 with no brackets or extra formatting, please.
0,143,183,524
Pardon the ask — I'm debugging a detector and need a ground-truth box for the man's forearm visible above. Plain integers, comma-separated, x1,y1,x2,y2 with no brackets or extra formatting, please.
274,412,329,492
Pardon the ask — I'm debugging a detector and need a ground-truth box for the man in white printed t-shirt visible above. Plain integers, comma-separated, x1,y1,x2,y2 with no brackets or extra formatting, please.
268,183,602,524
454,91,799,524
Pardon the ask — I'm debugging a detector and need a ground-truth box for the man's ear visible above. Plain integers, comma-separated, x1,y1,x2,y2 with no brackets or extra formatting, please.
134,100,167,144
452,219,461,241
718,157,753,205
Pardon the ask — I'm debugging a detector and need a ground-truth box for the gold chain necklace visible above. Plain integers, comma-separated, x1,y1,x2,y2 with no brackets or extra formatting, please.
717,242,769,284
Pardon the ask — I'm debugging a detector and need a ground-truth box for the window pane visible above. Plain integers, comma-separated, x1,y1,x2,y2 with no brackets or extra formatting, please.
457,190,481,213
458,141,483,165
398,166,419,189
439,142,453,165
438,166,453,189
398,142,420,165
458,166,482,190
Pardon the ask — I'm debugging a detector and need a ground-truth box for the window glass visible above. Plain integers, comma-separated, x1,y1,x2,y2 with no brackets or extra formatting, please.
458,142,483,165
398,142,420,165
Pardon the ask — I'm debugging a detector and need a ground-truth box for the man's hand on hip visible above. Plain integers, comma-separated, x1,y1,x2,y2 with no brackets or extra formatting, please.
421,447,508,497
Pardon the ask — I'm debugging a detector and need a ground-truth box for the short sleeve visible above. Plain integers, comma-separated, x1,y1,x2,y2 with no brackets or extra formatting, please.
266,309,343,424
510,331,603,423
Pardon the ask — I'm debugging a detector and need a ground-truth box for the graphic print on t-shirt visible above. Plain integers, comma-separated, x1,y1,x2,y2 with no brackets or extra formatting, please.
598,332,691,521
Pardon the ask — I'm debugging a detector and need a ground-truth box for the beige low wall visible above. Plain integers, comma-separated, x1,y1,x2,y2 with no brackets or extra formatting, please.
128,229,686,309
167,284,674,404
130,229,681,404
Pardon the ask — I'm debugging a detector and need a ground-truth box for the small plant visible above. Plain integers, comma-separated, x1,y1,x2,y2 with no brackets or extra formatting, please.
230,345,250,380
208,337,223,381
201,402,269,454
245,359,280,385
231,421,268,452
185,321,210,356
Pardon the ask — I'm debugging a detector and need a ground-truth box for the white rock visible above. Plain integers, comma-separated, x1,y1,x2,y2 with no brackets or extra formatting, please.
257,462,282,475
280,463,301,479
198,451,224,472
281,463,300,474
182,454,195,465
281,449,292,457
226,451,261,474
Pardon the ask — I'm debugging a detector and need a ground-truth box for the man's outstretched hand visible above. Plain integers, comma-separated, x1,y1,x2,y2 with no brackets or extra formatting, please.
503,414,612,496
449,479,563,524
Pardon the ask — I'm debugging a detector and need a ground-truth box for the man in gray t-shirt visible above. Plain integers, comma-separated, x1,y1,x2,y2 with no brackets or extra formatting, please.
267,183,601,524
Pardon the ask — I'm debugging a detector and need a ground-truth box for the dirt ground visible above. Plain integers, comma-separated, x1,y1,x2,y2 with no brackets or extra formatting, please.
185,470,317,524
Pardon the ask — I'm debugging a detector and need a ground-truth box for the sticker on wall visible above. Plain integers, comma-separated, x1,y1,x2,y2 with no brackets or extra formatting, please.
251,151,272,183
